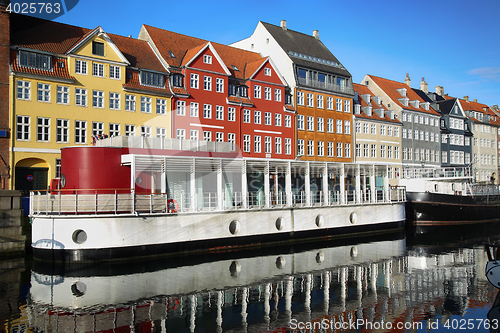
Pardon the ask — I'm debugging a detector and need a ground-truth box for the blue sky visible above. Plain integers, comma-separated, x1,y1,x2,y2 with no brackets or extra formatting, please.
57,0,500,106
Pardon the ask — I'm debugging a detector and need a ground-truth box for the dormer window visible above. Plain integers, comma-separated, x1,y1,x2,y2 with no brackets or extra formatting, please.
396,88,407,97
421,102,430,110
398,97,409,107
409,100,420,108
92,41,104,56
354,104,361,115
238,85,248,98
172,74,184,87
19,50,52,70
140,71,164,87
228,83,236,96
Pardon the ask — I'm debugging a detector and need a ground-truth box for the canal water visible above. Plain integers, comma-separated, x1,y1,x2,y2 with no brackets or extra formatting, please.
2,224,500,333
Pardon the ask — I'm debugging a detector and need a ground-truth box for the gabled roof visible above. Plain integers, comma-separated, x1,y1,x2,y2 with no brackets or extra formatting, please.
436,98,461,116
11,13,90,54
353,83,401,124
366,75,440,116
141,25,269,80
246,57,288,86
260,21,351,78
182,42,231,75
109,34,166,73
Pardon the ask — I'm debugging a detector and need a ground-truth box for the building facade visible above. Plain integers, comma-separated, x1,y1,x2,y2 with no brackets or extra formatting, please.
231,20,355,162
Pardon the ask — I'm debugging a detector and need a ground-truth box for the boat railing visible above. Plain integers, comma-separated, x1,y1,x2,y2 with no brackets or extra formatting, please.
30,187,406,216
466,184,500,197
402,167,472,179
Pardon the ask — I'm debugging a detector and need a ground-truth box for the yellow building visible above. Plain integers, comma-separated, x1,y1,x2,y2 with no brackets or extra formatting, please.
9,14,171,194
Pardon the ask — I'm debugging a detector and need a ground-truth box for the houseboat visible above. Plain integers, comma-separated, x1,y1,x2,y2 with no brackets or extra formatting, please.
400,167,500,233
30,136,406,263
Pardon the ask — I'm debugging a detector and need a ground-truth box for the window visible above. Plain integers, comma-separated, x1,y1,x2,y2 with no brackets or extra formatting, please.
285,115,292,128
387,126,393,136
344,100,350,112
344,121,351,134
56,158,61,178
264,68,271,76
19,50,51,70
93,90,104,108
327,119,334,133
172,74,183,87
125,94,136,111
190,102,199,117
140,71,164,87
402,128,407,139
204,76,212,91
216,78,224,93
275,88,281,102
125,124,135,137
56,85,69,104
92,122,104,138
203,54,212,64
395,146,400,159
265,87,271,100
254,135,261,153
228,133,235,151
190,74,199,89
297,115,304,130
215,132,224,142
371,144,376,158
355,122,361,134
387,146,393,159
109,65,120,79
336,142,343,157
363,144,369,157
243,135,251,152
254,111,261,124
190,130,199,141
370,124,376,134
254,85,261,99
16,116,30,141
141,126,152,137
203,131,212,141
243,109,250,123
297,139,305,156
56,119,69,143
75,88,87,106
75,59,87,75
157,127,167,139
265,136,272,154
394,127,399,137
307,93,314,107
317,141,324,157
317,95,324,109
307,140,314,156
92,63,104,77
442,151,448,163
17,80,30,100
176,129,185,140
345,143,351,158
275,113,282,127
37,83,50,102
336,120,343,134
363,123,369,134
109,92,120,110
156,98,167,114
141,97,152,113
176,100,186,116
204,104,212,119
75,120,87,144
228,107,235,122
216,106,224,120
327,97,333,110
380,125,386,136
285,138,291,155
317,117,324,132
92,41,104,56
327,142,334,157
297,91,304,105
307,116,314,131
355,144,361,158
264,112,271,125
336,98,342,111
109,123,120,137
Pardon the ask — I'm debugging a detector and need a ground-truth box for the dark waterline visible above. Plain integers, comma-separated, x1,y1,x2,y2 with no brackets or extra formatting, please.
2,221,500,332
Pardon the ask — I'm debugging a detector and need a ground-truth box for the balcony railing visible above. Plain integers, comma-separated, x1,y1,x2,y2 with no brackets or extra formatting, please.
297,77,354,95
30,187,406,216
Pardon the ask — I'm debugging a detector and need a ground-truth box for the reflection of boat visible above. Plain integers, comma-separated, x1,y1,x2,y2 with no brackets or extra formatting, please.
400,167,500,233
30,137,406,263
29,236,406,332
485,244,500,333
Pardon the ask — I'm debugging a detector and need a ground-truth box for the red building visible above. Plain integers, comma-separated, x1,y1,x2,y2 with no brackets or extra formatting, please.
138,26,295,160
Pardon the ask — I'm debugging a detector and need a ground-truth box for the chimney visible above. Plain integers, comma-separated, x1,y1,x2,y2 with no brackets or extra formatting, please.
435,86,444,96
405,73,411,87
420,77,428,93
313,30,319,39
464,96,469,102
280,20,287,30
473,99,477,103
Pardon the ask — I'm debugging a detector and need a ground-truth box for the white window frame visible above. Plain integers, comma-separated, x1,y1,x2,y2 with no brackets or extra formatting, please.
75,120,87,144
109,92,120,110
56,118,69,143
125,94,136,111
141,97,152,113
93,90,104,108
37,83,50,102
157,98,167,115
17,80,31,100
56,85,69,104
75,88,87,107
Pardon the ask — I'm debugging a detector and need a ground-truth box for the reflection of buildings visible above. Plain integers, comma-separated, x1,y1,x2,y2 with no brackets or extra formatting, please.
25,240,496,332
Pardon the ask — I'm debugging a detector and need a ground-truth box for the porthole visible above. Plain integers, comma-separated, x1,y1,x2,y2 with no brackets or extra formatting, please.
71,281,87,297
315,214,324,227
276,256,286,269
72,229,87,244
350,212,357,224
136,177,142,184
316,251,325,263
275,217,285,231
229,220,240,235
60,174,66,188
229,261,241,278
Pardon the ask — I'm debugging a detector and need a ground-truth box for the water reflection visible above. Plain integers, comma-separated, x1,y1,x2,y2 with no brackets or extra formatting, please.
5,226,500,332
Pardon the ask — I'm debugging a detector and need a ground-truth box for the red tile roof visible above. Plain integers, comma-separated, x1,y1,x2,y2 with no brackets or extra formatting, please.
366,75,440,116
10,50,75,81
142,25,264,79
108,34,166,73
353,83,401,124
123,70,171,96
